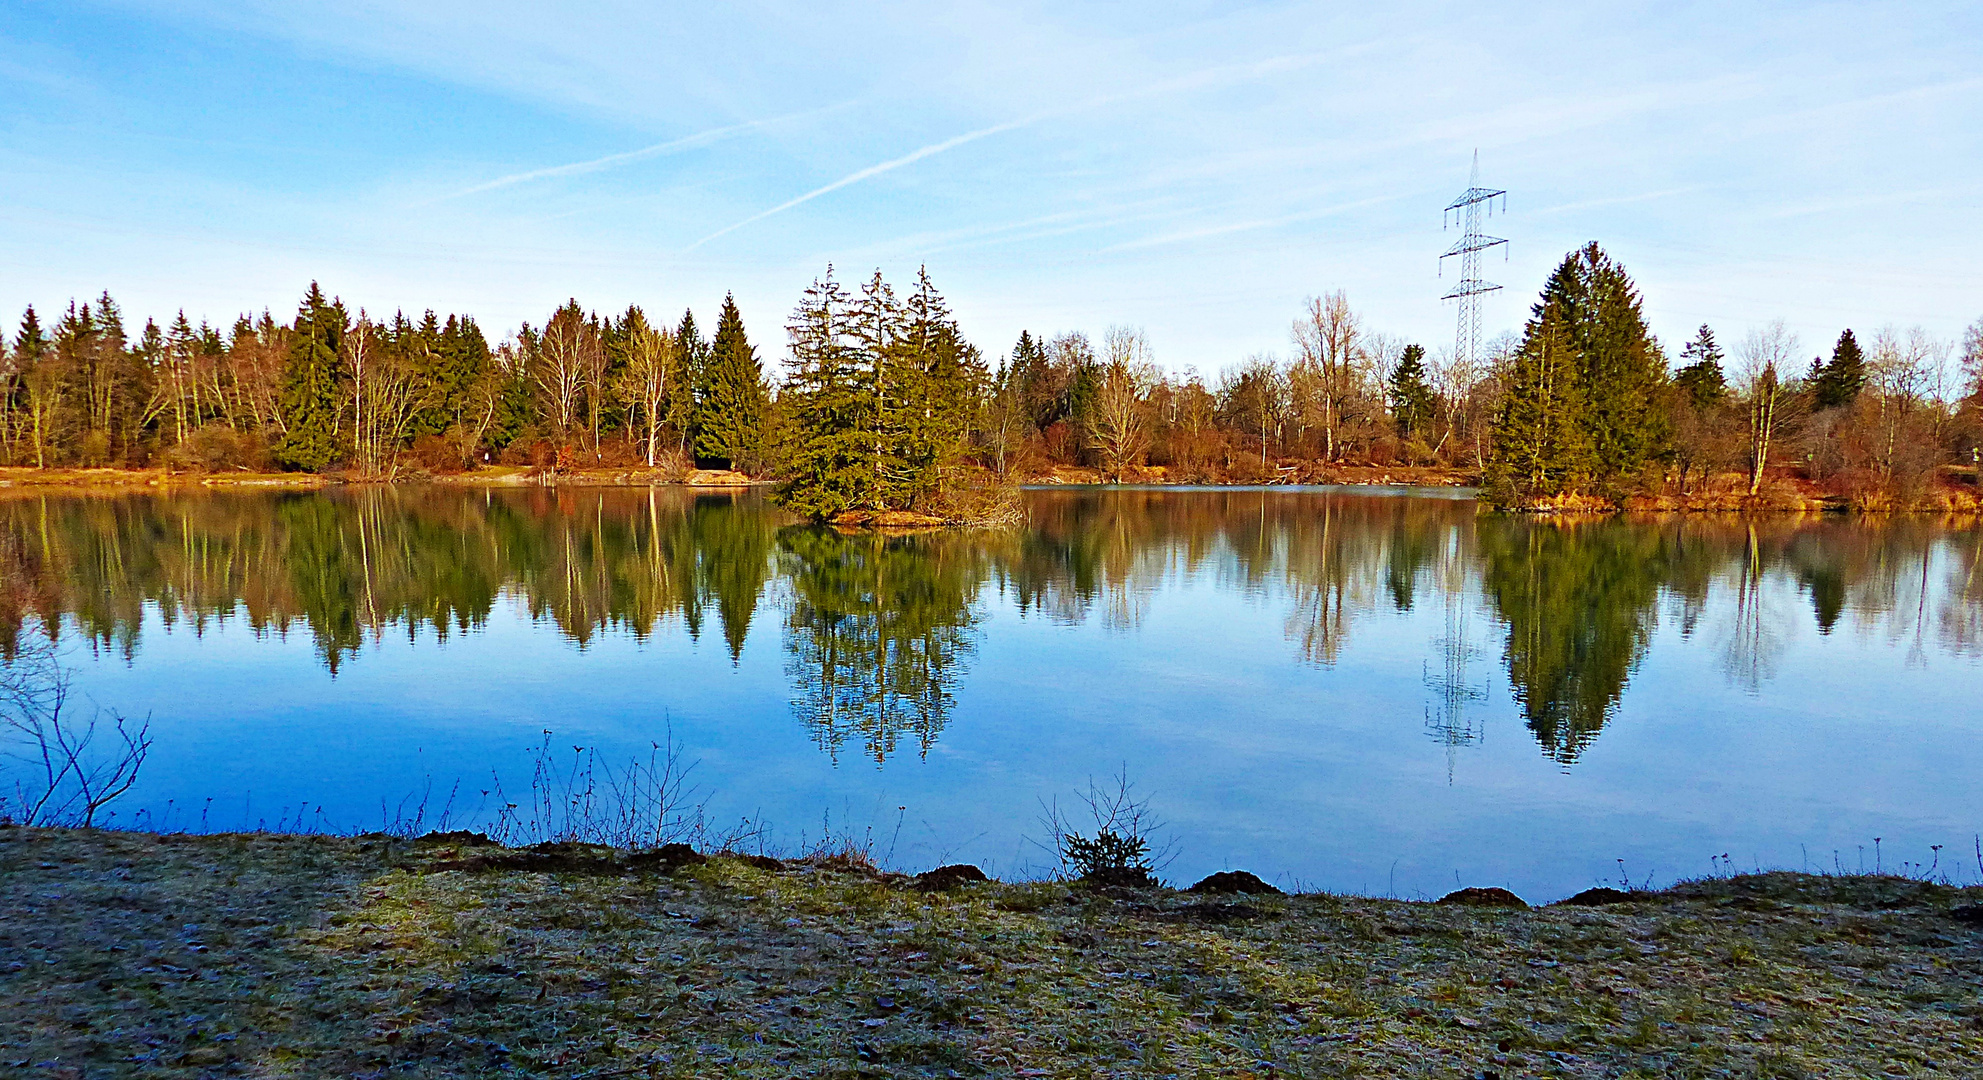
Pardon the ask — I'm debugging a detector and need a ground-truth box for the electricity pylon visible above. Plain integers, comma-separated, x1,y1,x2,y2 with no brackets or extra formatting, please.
1439,151,1508,376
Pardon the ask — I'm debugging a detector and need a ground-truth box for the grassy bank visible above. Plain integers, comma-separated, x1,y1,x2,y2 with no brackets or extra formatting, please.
3,827,1979,1078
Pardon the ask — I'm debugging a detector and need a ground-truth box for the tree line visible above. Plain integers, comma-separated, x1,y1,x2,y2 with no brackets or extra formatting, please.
4,246,1979,515
1483,243,1983,509
0,285,773,481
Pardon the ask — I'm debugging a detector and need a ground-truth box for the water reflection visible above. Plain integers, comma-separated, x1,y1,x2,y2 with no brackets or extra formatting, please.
780,528,986,764
0,488,1976,768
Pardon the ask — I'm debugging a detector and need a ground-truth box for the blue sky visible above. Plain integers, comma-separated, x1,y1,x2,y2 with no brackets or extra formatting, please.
2,1,1978,372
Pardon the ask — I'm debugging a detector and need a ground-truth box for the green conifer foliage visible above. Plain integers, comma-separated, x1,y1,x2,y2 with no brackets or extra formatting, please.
694,294,770,471
1388,344,1436,438
779,270,875,520
1673,325,1728,408
1553,243,1668,486
876,267,981,508
1813,329,1866,410
675,310,708,454
1486,309,1589,501
1488,243,1665,503
274,283,348,472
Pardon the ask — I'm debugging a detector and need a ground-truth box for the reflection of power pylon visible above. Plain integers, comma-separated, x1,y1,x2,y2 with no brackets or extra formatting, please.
1423,545,1489,781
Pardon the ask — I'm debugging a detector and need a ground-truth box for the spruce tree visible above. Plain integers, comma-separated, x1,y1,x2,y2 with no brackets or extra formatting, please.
1813,329,1865,410
274,283,347,472
694,294,769,471
1485,307,1590,502
1552,243,1666,486
1674,325,1728,408
892,266,980,508
661,309,698,454
854,270,907,506
1489,243,1665,500
678,309,710,457
779,269,875,519
1388,343,1436,438
14,306,54,467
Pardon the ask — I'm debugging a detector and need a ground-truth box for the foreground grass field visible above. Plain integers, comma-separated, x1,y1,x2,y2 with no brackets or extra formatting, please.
3,826,1980,1078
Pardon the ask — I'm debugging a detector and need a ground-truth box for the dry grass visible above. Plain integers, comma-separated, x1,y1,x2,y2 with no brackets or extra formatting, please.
3,826,1980,1078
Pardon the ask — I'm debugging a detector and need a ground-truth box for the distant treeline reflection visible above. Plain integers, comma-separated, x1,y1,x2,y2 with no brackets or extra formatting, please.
0,488,1976,766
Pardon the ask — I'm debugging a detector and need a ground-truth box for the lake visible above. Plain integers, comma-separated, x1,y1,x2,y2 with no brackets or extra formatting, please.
4,485,1979,901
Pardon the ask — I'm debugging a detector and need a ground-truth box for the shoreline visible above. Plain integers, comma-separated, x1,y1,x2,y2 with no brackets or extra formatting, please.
3,825,1978,1077
0,465,1977,517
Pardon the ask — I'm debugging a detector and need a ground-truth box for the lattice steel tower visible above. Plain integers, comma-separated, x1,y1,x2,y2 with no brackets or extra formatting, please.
1439,151,1507,375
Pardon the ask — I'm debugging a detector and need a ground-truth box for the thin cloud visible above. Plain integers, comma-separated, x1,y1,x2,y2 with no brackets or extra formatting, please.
1531,187,1706,217
686,117,1035,250
686,45,1360,251
440,111,811,202
1106,195,1400,252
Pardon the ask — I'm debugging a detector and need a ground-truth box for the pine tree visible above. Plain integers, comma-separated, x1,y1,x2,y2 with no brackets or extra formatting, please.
694,294,769,471
1485,308,1590,502
1813,329,1865,410
779,269,875,519
274,283,347,472
1388,344,1436,438
1673,325,1728,408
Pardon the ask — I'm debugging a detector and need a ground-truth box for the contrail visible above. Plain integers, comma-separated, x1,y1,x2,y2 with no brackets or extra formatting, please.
683,45,1351,251
685,117,1034,250
441,113,799,201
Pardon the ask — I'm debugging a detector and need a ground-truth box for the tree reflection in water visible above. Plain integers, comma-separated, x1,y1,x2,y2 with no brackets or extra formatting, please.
0,488,1974,767
778,528,986,764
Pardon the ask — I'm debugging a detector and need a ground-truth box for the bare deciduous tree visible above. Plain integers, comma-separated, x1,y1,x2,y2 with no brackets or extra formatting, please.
1089,326,1154,483
534,302,599,452
348,314,433,479
1291,291,1368,461
1737,321,1799,496
614,312,678,468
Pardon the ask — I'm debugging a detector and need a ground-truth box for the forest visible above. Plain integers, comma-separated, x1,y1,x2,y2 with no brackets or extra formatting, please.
1,245,1979,515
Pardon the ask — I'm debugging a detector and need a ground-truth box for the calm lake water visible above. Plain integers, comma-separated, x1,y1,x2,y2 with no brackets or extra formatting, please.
6,485,1981,901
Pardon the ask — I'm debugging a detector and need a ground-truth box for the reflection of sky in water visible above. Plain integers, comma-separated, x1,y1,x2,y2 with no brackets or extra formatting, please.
35,488,1983,902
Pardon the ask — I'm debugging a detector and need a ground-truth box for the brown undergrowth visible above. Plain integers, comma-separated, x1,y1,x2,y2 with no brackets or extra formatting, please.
3,827,1981,1078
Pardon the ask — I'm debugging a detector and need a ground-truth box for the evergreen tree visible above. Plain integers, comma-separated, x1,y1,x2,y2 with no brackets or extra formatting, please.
854,270,907,504
694,294,769,471
682,307,713,455
675,310,707,454
13,307,55,467
1485,307,1589,501
1812,329,1865,410
1010,330,1055,429
1552,243,1667,486
1488,242,1665,502
274,283,348,471
892,267,981,507
1388,343,1436,438
1673,325,1728,408
779,269,875,519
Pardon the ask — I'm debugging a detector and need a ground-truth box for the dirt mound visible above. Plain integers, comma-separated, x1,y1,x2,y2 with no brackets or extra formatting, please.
1437,887,1528,909
1556,887,1638,906
914,864,990,891
1187,870,1281,895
